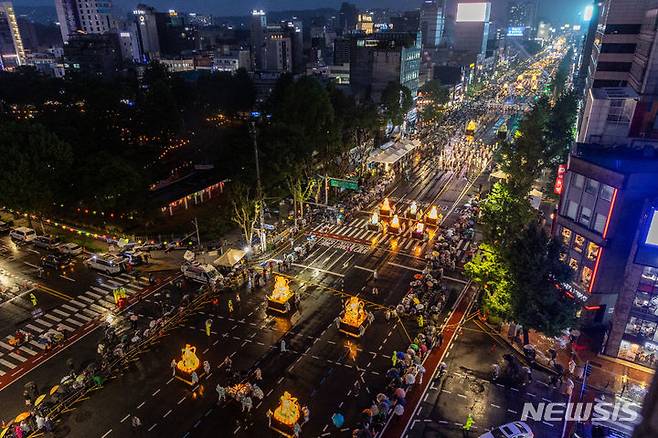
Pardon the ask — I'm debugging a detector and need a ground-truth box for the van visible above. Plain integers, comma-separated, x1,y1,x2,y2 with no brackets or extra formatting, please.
181,263,222,285
10,227,37,242
85,253,126,275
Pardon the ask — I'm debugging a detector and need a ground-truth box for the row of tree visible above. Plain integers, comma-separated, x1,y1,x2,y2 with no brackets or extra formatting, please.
465,90,580,342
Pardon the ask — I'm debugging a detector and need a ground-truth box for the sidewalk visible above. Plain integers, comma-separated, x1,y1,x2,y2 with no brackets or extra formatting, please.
495,322,654,405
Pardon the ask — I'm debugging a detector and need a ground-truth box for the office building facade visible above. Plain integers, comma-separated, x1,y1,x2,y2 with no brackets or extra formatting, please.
420,0,445,49
0,1,25,69
55,0,115,43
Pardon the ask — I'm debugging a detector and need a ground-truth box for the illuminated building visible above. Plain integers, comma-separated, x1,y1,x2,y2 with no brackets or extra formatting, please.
420,0,444,49
251,9,267,70
0,1,24,69
356,14,374,34
506,0,538,39
553,143,658,369
453,2,491,60
54,0,116,43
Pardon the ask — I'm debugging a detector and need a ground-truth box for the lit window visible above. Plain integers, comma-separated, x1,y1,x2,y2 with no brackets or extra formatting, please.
581,266,592,286
594,213,606,233
600,184,614,201
580,207,592,227
566,201,578,220
585,179,600,195
561,227,572,245
569,258,579,271
574,234,585,253
587,242,600,261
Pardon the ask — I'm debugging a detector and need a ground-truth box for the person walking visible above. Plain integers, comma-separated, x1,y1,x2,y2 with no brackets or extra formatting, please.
131,416,142,434
392,351,398,367
227,299,234,314
462,413,474,437
191,371,199,386
280,338,287,353
203,360,211,375
254,368,262,381
216,384,226,404
171,358,177,377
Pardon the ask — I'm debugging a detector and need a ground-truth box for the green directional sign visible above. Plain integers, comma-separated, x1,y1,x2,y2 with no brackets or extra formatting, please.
329,178,359,191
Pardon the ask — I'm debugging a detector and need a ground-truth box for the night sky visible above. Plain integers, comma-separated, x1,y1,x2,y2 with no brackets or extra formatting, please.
16,0,592,24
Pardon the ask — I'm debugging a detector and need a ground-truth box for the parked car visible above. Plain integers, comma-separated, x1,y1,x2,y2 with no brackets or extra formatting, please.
33,235,62,250
85,254,127,275
41,253,74,270
120,250,148,266
479,422,534,438
0,220,11,234
181,263,222,285
9,227,37,242
57,242,83,256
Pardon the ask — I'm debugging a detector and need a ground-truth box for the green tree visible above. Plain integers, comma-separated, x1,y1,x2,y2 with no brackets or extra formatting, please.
506,224,580,341
381,82,412,127
0,122,73,215
465,244,512,319
479,182,534,246
231,183,261,247
419,79,450,124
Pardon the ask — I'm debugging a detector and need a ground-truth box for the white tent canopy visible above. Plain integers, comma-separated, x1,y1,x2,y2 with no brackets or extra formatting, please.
368,139,420,165
214,248,246,267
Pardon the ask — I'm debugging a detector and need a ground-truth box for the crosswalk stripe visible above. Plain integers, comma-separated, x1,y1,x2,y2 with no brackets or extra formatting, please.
123,284,141,294
9,352,27,362
346,228,360,237
0,369,5,376
0,341,14,351
0,358,16,369
30,340,45,350
25,324,45,333
119,273,134,281
53,308,70,317
91,286,111,295
44,314,61,323
90,304,108,313
69,299,86,308
77,295,94,304
57,323,75,332
74,313,91,322
105,279,123,287
328,224,341,234
85,291,102,299
82,308,99,317
19,346,37,355
66,318,84,327
354,229,369,239
34,318,53,328
403,239,414,250
103,295,116,305
95,283,115,292
61,304,79,312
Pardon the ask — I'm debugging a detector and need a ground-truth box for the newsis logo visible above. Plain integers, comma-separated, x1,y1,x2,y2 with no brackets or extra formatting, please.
520,402,642,423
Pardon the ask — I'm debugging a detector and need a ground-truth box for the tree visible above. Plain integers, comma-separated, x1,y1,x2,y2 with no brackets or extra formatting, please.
506,224,580,342
381,82,412,127
231,184,261,248
0,122,73,216
479,182,534,247
419,80,450,124
465,244,513,320
287,175,318,228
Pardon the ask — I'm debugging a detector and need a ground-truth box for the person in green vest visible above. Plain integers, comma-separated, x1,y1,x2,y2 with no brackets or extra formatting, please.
463,412,474,437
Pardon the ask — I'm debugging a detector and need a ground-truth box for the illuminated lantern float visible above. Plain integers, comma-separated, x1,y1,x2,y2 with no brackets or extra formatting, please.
270,391,302,437
368,211,380,231
175,344,204,385
425,205,440,226
388,214,401,234
412,222,425,240
338,296,371,337
406,201,419,219
379,197,393,218
267,276,296,314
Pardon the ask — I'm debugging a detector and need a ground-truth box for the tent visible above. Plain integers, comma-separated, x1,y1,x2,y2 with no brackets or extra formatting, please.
214,248,246,267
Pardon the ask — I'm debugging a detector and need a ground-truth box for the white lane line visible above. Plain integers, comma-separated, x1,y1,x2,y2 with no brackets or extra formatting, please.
163,409,172,418
152,389,160,396
0,358,17,369
147,424,157,432
9,352,27,362
120,414,130,423
60,275,76,282
100,429,112,438
137,401,145,409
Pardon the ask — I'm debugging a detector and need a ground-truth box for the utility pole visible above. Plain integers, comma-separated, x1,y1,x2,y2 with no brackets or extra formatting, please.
250,120,267,253
192,217,201,250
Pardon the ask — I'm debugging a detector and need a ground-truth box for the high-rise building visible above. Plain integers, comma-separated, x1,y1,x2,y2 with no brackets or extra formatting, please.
453,2,491,61
54,0,115,43
554,0,658,373
578,0,658,145
63,32,122,77
133,4,160,62
390,10,420,33
506,0,538,39
349,32,421,102
420,0,445,49
0,1,25,69
250,9,266,70
333,36,351,65
264,29,292,72
338,2,358,35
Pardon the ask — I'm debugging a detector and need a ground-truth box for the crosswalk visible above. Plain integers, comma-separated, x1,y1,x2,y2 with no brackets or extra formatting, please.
311,218,473,259
0,274,149,377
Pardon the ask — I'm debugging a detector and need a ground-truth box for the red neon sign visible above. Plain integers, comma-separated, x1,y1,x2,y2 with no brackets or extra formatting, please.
589,247,604,293
554,164,567,194
602,188,618,239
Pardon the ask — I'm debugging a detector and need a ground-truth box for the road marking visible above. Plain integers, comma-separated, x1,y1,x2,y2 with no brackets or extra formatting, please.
137,401,145,409
0,358,17,369
457,394,467,399
507,409,517,414
59,275,76,282
9,352,27,362
120,414,130,423
163,409,172,418
101,429,112,438
178,396,186,405
353,265,375,273
147,424,157,432
152,389,160,396
491,403,501,409
542,421,555,427
387,261,422,272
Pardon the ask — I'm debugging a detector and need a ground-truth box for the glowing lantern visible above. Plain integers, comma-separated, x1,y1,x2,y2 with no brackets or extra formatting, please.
412,222,425,239
338,296,370,337
426,206,439,225
267,276,295,313
370,212,379,225
409,201,417,217
272,391,301,430
176,344,200,374
380,198,392,217
390,214,400,229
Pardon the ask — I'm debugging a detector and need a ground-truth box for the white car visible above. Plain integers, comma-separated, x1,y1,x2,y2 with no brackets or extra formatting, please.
181,263,222,285
9,227,37,242
57,242,84,256
479,422,534,438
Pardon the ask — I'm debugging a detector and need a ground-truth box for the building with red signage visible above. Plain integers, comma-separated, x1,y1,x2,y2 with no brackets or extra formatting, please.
554,143,658,369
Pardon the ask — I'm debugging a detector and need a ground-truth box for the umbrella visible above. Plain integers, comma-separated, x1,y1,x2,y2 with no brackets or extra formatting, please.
0,427,10,438
49,385,60,395
331,413,344,427
14,412,30,423
404,373,416,385
394,387,406,399
414,274,423,280
34,394,47,406
410,344,419,351
396,351,405,359
386,368,400,379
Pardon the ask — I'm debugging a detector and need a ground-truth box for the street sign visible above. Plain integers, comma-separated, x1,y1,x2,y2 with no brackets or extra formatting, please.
329,178,359,191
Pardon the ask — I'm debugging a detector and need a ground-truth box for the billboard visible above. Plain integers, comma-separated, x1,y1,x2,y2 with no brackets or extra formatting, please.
507,26,525,37
646,209,658,246
456,2,490,22
554,164,567,194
